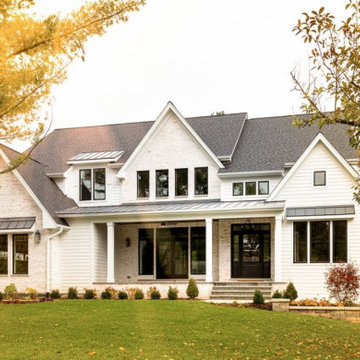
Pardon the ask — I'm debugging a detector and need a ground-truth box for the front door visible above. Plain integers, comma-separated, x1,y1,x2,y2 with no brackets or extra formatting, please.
156,227,188,279
231,224,271,278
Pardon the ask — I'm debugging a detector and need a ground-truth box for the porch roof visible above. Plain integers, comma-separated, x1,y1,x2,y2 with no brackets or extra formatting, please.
57,199,285,217
0,217,36,230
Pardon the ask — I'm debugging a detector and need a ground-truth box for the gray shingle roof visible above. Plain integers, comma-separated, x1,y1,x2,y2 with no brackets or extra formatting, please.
29,113,247,174
0,144,77,226
220,115,357,173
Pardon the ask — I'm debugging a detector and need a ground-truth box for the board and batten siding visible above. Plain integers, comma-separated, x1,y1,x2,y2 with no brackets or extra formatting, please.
59,218,92,292
274,142,360,298
120,112,222,203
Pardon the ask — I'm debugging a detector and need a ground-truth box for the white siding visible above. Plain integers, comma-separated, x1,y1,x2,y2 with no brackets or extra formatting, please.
221,176,281,201
93,223,107,283
59,219,91,292
274,142,360,299
120,112,222,202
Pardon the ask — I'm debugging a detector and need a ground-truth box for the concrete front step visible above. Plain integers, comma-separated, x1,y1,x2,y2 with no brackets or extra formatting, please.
212,290,271,295
210,295,271,300
210,281,272,300
213,286,271,291
214,282,272,286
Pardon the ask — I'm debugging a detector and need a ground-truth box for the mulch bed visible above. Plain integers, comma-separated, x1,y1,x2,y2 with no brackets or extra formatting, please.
0,298,54,304
211,302,272,311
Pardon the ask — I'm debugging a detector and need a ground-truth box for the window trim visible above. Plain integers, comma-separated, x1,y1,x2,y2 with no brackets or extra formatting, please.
245,181,256,196
313,171,326,186
79,169,92,201
194,167,208,196
258,181,269,195
156,169,169,198
12,234,28,275
232,182,243,196
332,220,348,263
137,170,150,199
93,168,106,201
310,221,330,263
175,168,188,197
293,222,308,263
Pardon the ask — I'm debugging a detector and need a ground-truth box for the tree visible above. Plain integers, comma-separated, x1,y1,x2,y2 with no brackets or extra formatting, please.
0,0,145,146
291,0,360,198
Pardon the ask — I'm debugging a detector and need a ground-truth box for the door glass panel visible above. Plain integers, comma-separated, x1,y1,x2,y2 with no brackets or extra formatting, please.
233,234,239,262
263,233,270,261
174,230,188,277
242,234,260,262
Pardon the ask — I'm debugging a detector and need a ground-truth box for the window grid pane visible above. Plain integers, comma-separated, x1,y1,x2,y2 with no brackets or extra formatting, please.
293,222,307,263
13,235,28,275
195,167,208,195
191,227,206,275
156,170,169,197
137,171,149,198
310,221,330,263
333,221,347,263
93,168,106,200
0,235,8,275
245,182,256,195
139,229,154,275
258,181,269,195
314,171,326,186
80,169,92,201
233,183,243,196
175,168,188,196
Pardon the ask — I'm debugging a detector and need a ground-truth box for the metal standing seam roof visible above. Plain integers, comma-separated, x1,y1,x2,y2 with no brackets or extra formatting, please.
286,205,355,218
0,217,36,230
57,200,285,216
68,150,124,162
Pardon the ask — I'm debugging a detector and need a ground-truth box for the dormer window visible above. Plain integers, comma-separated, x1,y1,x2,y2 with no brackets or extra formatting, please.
314,171,326,186
79,168,105,201
156,170,169,197
195,167,208,195
137,171,150,198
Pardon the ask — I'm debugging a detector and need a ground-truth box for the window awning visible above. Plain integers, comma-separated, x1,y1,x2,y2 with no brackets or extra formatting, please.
0,217,36,230
67,151,124,164
286,205,355,219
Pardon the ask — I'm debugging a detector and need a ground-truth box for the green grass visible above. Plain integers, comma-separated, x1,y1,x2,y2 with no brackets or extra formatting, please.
0,301,359,359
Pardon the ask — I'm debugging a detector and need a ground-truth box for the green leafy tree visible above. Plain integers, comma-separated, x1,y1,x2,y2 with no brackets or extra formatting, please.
292,0,360,199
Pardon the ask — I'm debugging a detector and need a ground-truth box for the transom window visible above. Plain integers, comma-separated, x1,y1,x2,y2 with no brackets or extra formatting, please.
293,221,347,263
195,167,208,195
156,170,169,197
0,235,8,274
314,171,326,186
137,171,150,198
175,168,188,196
13,234,28,275
79,168,106,201
233,182,243,196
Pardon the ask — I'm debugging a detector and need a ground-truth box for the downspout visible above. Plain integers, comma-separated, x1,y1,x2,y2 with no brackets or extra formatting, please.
47,226,66,293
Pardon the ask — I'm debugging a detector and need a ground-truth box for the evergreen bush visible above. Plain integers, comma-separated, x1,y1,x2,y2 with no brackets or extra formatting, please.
283,282,298,301
67,287,78,299
186,278,199,299
253,290,265,304
168,286,178,300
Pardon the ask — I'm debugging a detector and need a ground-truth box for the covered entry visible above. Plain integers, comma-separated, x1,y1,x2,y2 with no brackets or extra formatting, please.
231,223,271,278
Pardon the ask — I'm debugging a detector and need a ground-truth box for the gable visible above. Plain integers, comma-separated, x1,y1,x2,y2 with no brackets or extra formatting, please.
271,141,357,206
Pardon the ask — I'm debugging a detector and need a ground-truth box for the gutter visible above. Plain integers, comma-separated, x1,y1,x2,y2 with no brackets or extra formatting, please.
47,226,68,293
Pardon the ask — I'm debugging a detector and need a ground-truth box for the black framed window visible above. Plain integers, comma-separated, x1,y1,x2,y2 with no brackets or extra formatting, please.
310,221,330,263
93,168,106,200
233,182,243,196
79,169,92,201
139,229,154,275
195,167,208,195
0,235,8,274
175,168,188,196
245,182,256,195
314,171,326,186
13,234,28,275
137,171,149,198
333,221,347,263
258,181,269,195
191,227,206,274
293,222,307,263
156,170,169,197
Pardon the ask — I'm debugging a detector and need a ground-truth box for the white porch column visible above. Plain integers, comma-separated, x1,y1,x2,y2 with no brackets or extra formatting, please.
107,222,115,283
205,218,213,283
274,215,282,282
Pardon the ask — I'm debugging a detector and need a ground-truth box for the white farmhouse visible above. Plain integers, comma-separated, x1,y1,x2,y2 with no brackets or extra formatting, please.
0,102,357,300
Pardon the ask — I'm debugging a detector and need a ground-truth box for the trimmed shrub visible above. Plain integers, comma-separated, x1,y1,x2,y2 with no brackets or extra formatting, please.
271,290,283,299
84,289,96,299
118,291,128,300
283,282,298,301
25,287,38,299
168,286,178,300
4,283,17,299
101,289,112,300
186,278,199,299
147,287,161,300
67,287,78,299
253,290,265,305
50,289,61,299
134,289,144,300
325,262,360,304
104,287,117,300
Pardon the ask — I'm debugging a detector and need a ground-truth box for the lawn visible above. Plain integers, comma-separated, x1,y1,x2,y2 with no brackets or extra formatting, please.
0,301,359,359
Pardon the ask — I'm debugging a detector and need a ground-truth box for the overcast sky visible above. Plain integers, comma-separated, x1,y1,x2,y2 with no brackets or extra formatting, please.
26,1,346,134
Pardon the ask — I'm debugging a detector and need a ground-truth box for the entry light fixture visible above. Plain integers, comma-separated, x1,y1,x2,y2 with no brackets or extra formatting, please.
35,230,41,244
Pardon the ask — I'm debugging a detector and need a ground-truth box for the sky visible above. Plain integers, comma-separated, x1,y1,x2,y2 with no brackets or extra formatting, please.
13,0,347,148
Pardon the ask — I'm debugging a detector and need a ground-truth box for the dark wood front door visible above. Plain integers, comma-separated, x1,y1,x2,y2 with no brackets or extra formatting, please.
156,227,188,279
231,224,271,278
